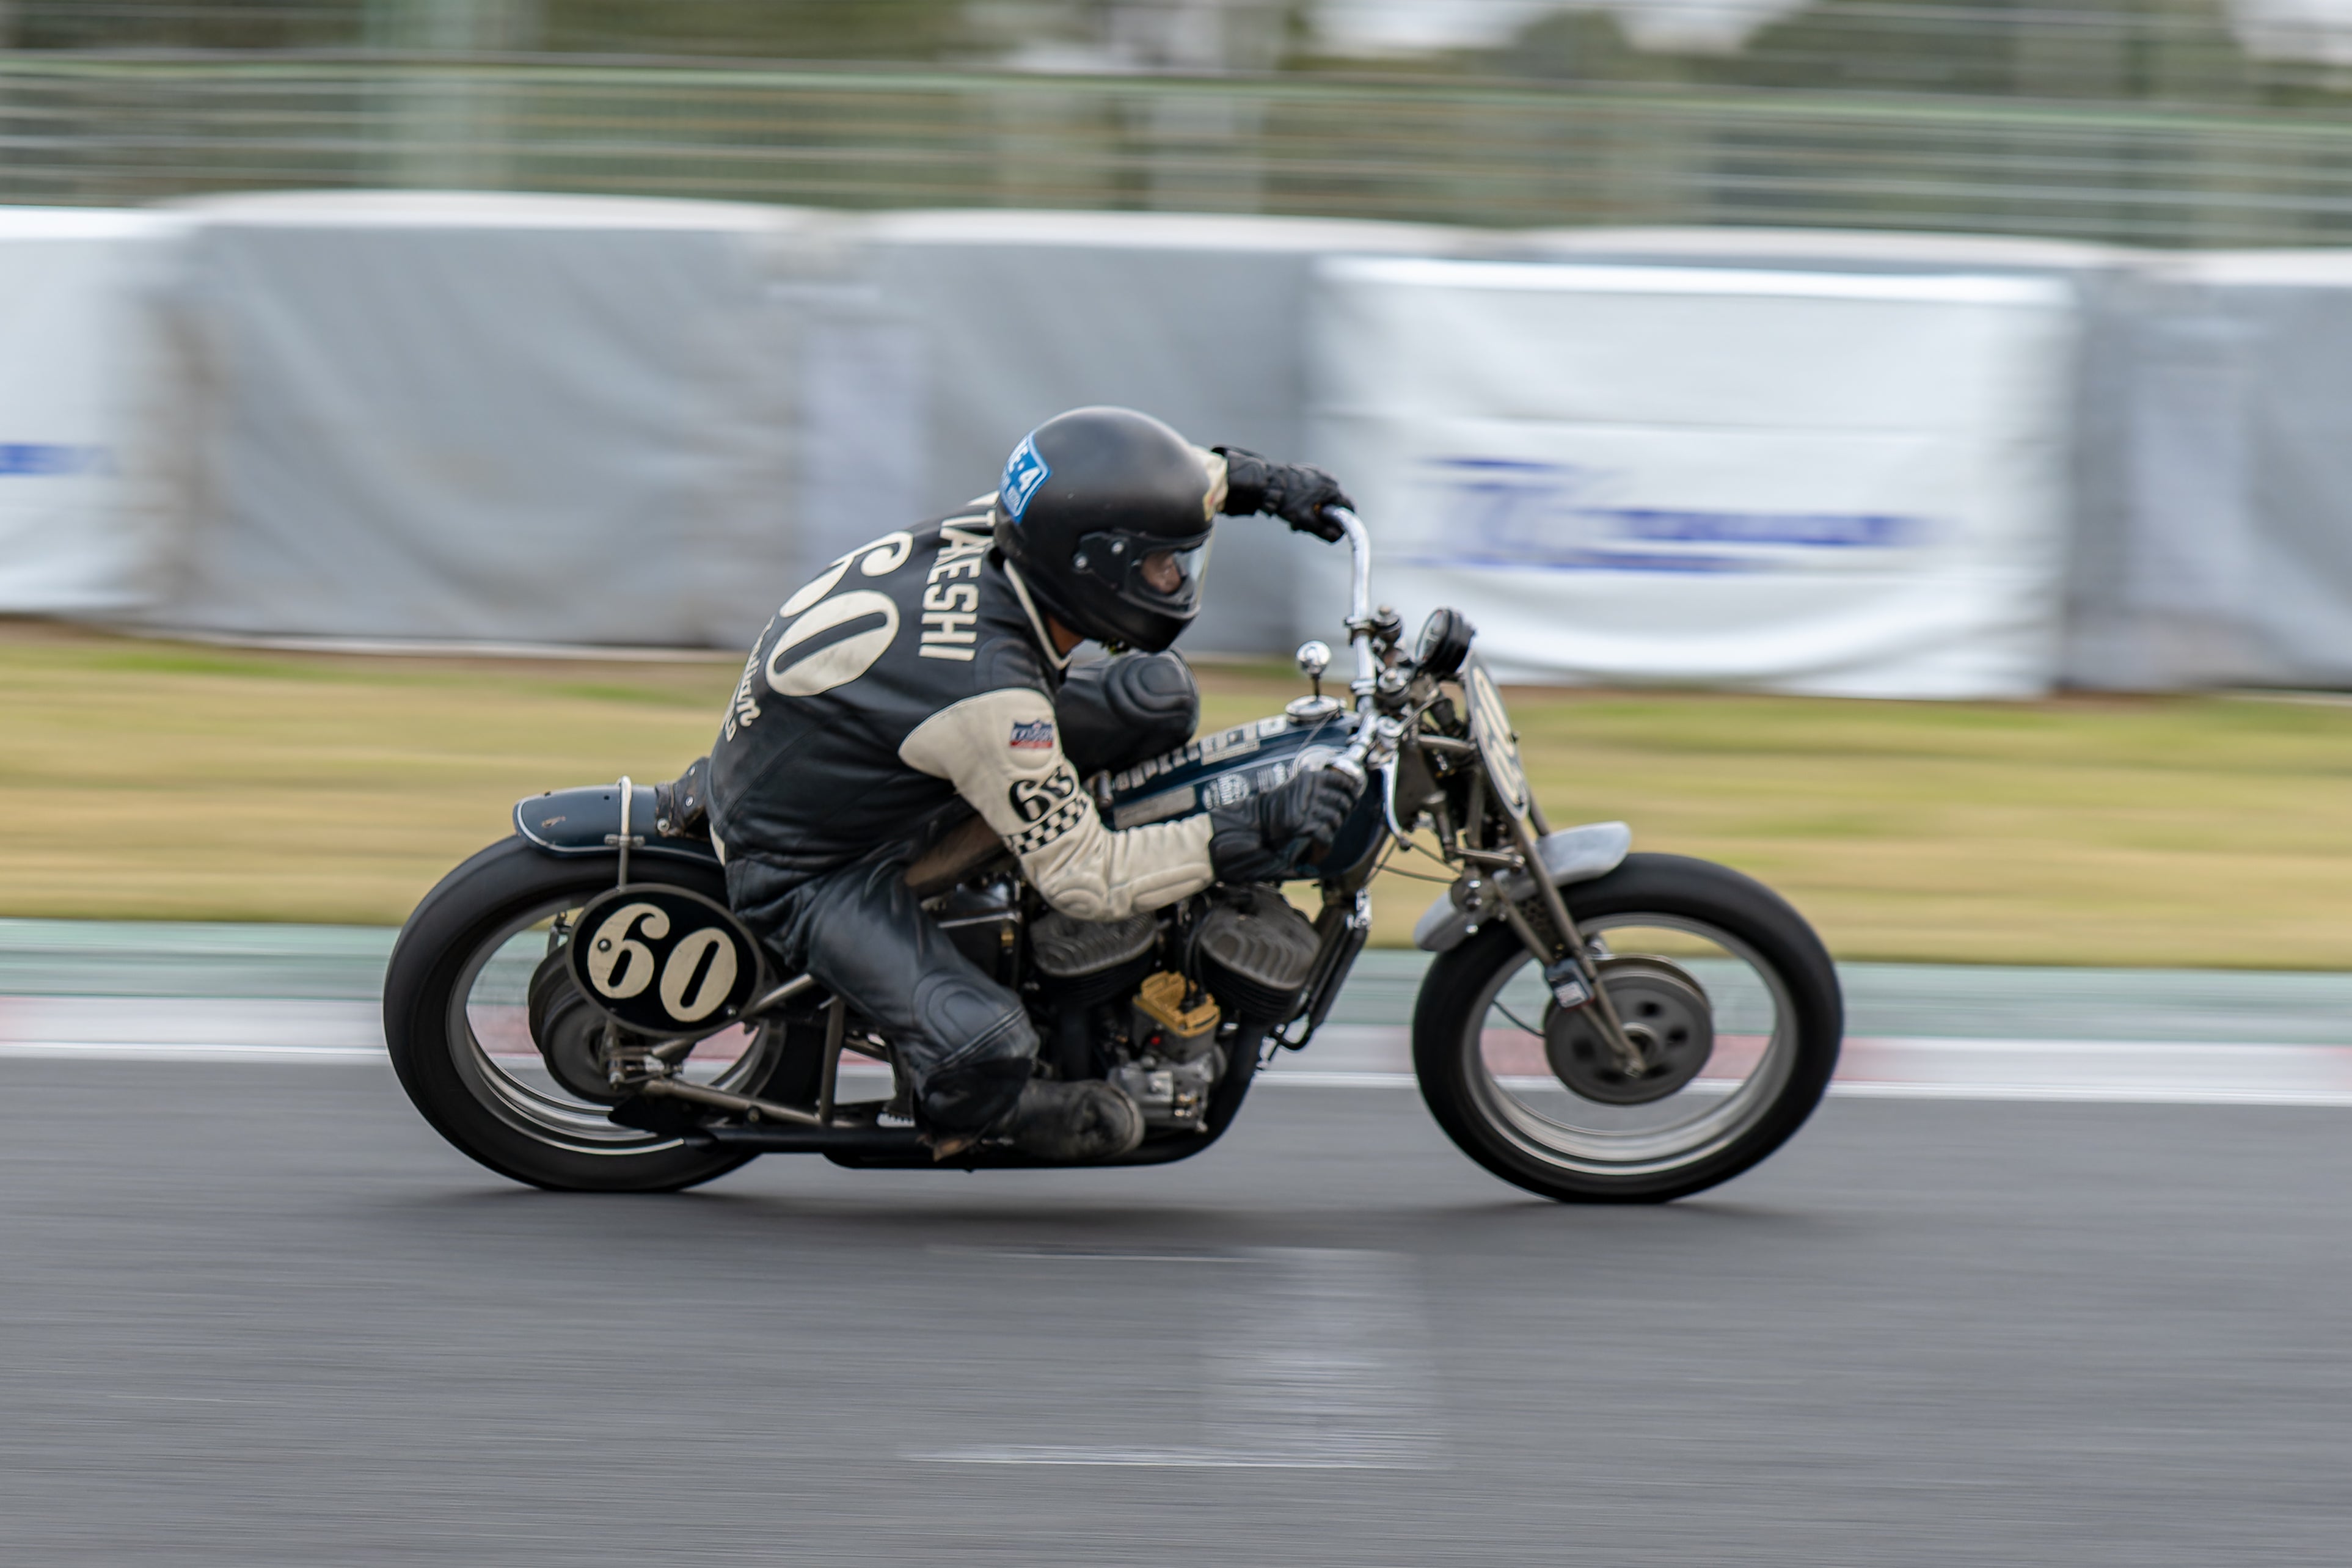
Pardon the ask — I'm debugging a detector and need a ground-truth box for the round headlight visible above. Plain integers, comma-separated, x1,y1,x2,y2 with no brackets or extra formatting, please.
1414,607,1475,679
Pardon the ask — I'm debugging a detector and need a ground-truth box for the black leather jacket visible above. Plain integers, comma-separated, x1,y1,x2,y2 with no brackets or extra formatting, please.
707,506,1213,927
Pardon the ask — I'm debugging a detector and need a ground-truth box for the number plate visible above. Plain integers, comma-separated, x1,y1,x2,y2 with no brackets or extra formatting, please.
564,885,767,1041
1463,658,1532,822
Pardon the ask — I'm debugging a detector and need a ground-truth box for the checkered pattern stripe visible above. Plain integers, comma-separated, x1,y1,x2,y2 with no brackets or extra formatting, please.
1006,794,1092,855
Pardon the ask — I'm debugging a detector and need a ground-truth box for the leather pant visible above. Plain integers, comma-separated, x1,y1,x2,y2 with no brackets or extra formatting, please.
731,652,1199,1134
751,850,1039,1133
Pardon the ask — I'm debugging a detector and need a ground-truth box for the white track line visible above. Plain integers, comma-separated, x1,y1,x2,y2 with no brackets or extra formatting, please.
0,1041,383,1063
1256,1072,2352,1106
1825,1081,2352,1107
6,997,2352,1105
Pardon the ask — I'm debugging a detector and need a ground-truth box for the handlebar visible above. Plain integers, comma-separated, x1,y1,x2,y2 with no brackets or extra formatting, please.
1317,505,1393,786
1324,505,1377,693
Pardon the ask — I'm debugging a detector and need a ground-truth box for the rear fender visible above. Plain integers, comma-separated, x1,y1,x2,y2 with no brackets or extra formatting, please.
514,784,721,868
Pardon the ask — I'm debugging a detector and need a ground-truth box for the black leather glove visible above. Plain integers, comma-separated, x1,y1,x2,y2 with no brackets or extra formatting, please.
652,756,711,839
1213,447,1353,542
1208,767,1364,884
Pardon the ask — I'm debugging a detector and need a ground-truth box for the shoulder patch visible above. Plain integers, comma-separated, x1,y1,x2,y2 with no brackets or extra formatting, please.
1010,719,1055,751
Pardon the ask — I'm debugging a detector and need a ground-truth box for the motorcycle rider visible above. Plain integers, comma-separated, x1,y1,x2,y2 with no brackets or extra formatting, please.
704,406,1362,1161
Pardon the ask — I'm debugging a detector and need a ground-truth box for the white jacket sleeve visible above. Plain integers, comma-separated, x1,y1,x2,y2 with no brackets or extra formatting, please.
1196,447,1230,514
899,687,1214,922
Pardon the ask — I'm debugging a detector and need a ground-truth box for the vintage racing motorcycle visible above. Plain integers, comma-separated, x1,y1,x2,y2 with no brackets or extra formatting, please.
384,509,1843,1203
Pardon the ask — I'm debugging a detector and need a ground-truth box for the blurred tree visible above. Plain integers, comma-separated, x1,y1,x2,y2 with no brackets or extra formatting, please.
1378,0,2307,106
541,0,979,58
2,0,2342,114
367,0,540,51
12,1,365,48
1688,0,2260,103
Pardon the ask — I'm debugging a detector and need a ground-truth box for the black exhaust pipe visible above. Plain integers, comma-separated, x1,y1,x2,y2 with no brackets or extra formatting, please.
693,1123,927,1156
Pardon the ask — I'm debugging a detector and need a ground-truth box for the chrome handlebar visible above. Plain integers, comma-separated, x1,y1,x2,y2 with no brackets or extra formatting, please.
1316,505,1400,785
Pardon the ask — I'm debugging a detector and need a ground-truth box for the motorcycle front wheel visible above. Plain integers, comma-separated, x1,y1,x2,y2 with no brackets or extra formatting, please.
383,836,786,1192
1412,853,1842,1204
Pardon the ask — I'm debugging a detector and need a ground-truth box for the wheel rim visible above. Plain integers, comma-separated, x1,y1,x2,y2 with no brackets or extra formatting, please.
445,891,778,1158
1455,913,1800,1179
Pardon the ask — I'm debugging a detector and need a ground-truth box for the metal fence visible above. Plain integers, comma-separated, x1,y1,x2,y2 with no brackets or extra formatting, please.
11,52,2352,244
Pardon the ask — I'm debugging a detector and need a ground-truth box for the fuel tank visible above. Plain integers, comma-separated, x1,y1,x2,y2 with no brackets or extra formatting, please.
1095,710,1384,882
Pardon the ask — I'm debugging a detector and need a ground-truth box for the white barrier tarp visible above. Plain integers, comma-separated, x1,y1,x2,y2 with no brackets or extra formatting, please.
0,208,168,614
857,210,1481,654
1307,258,2079,698
140,192,836,649
2065,251,2352,690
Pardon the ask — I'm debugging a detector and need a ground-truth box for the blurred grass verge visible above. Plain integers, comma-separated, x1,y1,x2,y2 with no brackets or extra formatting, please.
5,618,2348,968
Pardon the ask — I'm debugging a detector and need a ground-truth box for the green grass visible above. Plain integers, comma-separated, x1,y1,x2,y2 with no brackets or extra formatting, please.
5,619,2350,968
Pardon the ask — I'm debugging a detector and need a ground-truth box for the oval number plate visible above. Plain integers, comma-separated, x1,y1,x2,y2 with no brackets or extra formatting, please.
564,885,767,1041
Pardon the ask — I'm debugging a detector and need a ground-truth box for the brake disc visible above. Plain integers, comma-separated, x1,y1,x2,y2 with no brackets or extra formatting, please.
1543,955,1715,1106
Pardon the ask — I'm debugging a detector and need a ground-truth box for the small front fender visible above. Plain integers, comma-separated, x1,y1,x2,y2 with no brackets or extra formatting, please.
1411,821,1632,953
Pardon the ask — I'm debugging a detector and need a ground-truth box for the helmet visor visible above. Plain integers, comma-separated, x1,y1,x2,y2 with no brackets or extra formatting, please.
1078,528,1212,620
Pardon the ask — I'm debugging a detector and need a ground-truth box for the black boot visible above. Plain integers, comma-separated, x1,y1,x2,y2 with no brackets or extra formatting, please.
996,1079,1145,1161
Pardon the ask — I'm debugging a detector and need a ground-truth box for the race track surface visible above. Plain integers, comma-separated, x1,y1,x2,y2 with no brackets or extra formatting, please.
2,1060,2347,1566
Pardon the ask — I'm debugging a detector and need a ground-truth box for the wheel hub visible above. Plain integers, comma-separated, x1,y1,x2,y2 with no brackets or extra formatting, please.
527,947,629,1104
1544,956,1715,1106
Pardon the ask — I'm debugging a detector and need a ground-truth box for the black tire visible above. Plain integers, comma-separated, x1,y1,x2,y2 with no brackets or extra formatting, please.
1412,853,1842,1205
383,836,761,1193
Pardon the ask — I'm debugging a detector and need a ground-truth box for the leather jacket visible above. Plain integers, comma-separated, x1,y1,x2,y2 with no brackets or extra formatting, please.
707,505,1214,928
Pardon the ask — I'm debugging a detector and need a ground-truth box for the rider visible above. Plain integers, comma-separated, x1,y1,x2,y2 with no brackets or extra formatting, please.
704,407,1363,1161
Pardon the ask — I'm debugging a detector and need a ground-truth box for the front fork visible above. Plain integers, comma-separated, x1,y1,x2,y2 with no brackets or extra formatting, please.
1442,792,1646,1079
1496,812,1647,1076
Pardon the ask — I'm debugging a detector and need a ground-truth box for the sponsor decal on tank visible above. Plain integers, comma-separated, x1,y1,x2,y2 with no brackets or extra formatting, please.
1112,786,1197,830
1106,723,1268,792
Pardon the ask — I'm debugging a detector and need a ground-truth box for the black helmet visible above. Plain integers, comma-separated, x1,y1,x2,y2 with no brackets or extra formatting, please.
992,407,1215,653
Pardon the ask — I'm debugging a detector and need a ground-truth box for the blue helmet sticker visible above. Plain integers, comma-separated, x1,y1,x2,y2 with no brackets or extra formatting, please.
1000,432,1051,522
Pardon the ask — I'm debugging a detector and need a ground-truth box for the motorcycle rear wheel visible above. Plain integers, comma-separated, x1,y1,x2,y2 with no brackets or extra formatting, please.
383,836,775,1192
1412,853,1842,1204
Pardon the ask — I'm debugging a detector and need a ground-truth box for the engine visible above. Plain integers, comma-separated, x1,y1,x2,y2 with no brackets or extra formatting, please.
1020,887,1326,1134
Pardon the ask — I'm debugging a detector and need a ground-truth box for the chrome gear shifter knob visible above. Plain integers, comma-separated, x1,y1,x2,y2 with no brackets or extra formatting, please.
1295,640,1331,687
1285,640,1342,727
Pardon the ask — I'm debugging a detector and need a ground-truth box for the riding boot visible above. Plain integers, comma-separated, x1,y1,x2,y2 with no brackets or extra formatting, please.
994,1078,1145,1161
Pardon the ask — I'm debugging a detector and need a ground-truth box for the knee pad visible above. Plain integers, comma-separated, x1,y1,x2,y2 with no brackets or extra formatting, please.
1060,652,1200,775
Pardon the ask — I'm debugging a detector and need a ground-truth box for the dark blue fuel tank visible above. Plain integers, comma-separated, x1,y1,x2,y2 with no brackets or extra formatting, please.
1096,709,1384,883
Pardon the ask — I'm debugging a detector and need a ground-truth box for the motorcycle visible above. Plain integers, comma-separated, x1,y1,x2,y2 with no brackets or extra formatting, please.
384,508,1843,1203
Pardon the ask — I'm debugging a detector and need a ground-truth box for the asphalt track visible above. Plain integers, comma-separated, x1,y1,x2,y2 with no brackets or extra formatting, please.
4,1056,2349,1566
